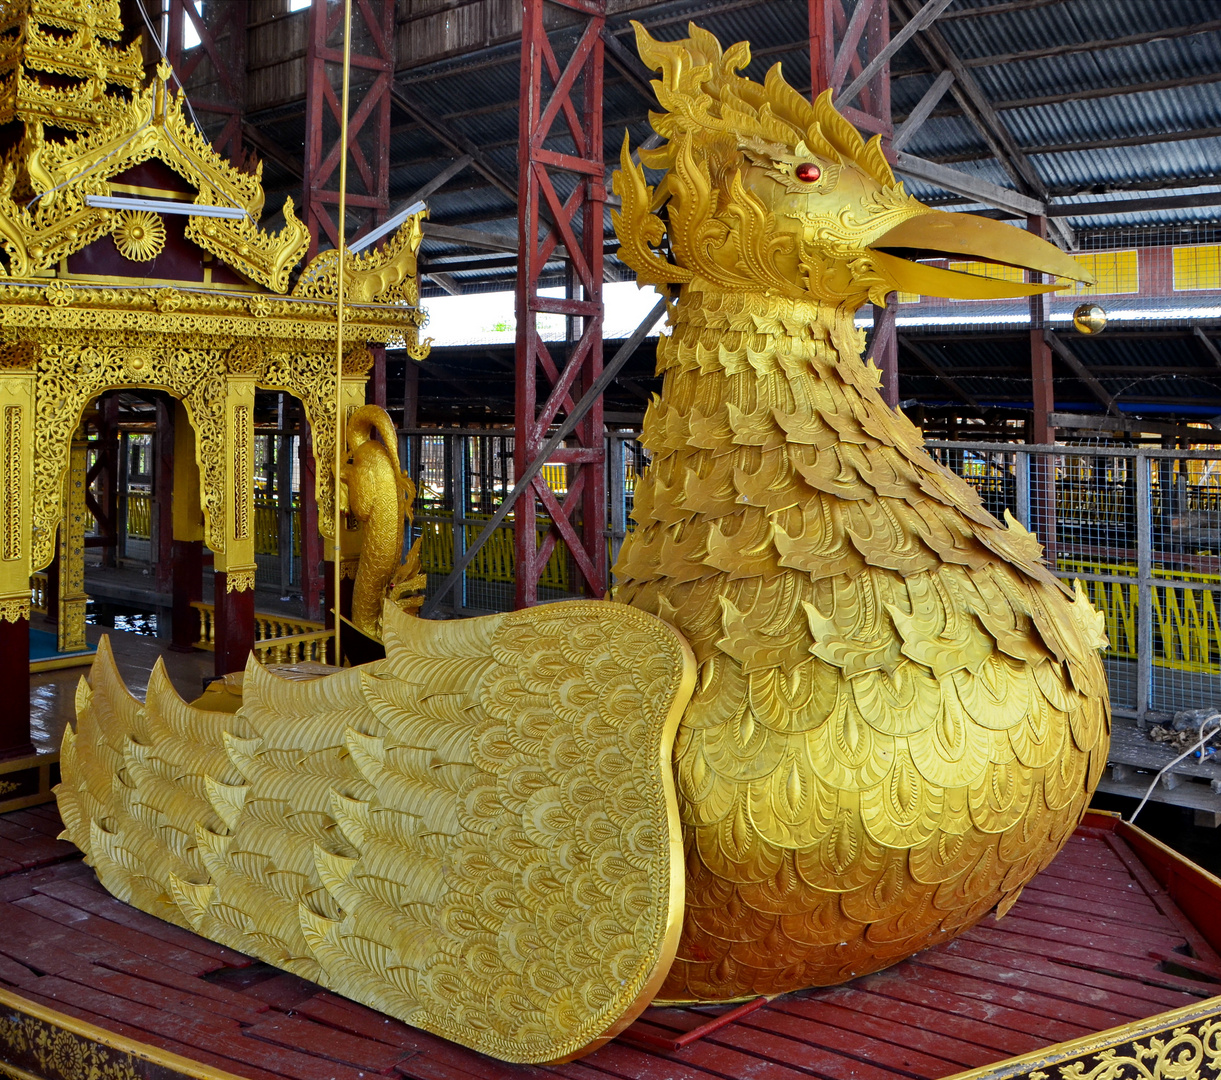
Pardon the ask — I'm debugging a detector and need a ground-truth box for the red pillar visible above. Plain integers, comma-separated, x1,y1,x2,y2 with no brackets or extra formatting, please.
870,294,899,407
809,0,834,90
515,0,607,607
369,344,387,409
302,0,395,256
169,540,203,652
0,616,32,759
213,576,255,676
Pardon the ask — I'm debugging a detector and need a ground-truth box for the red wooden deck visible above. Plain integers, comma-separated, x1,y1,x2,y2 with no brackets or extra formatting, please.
1,804,1218,1080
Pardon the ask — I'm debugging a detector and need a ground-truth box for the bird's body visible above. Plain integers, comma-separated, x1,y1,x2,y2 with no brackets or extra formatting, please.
608,23,1109,1002
54,22,1111,1064
613,282,1108,1002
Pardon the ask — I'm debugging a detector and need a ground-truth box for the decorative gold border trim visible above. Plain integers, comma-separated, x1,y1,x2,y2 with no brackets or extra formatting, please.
940,995,1221,1080
224,568,255,593
0,598,29,623
0,986,248,1080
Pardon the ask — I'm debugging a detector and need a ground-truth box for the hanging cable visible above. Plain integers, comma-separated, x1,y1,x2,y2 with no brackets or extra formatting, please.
1127,715,1221,826
135,0,209,139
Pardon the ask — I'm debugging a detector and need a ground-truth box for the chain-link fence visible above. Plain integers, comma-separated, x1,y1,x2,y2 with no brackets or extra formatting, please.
929,440,1221,721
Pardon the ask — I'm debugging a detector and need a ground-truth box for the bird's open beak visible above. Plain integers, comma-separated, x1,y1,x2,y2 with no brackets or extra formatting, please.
867,210,1094,300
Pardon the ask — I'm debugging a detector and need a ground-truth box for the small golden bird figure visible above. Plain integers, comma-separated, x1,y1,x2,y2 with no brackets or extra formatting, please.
610,22,1109,1003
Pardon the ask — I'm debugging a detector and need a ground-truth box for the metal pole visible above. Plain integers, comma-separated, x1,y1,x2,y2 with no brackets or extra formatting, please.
1135,449,1152,724
333,0,352,662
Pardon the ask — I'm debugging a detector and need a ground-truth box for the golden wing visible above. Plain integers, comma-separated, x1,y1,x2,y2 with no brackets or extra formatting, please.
56,601,695,1064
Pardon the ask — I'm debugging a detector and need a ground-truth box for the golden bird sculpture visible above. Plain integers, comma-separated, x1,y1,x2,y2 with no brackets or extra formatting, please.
610,22,1108,1004
54,23,1110,1065
341,404,426,638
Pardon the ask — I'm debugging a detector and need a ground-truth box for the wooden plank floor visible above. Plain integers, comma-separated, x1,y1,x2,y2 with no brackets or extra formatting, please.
1,806,1217,1080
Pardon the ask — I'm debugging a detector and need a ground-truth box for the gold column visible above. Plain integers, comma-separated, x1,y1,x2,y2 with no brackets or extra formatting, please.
172,400,203,545
214,375,257,588
0,369,35,622
57,429,88,654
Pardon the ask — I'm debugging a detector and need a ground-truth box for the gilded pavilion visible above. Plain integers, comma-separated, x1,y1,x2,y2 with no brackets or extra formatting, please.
0,0,427,799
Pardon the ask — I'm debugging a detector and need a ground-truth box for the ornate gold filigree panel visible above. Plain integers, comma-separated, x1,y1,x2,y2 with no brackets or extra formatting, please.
224,568,254,593
7,326,365,569
943,998,1221,1080
232,404,250,542
57,433,87,654
3,405,20,560
0,598,29,622
0,984,222,1080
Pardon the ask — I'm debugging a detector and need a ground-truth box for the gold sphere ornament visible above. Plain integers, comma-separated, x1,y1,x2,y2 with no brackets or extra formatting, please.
1072,302,1107,334
112,210,166,262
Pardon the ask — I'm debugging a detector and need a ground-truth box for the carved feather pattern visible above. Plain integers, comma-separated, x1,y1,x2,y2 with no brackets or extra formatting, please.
56,603,695,1063
614,287,1110,1003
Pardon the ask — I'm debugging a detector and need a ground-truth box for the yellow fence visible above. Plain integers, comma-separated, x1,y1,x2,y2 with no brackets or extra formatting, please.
127,493,151,539
1061,557,1221,673
418,513,570,591
121,495,296,556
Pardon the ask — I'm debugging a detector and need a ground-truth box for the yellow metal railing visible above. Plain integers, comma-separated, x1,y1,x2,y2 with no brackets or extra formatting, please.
1060,557,1221,673
123,496,297,556
418,513,570,590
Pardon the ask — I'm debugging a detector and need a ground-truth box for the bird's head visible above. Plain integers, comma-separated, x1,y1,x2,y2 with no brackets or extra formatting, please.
613,22,1091,307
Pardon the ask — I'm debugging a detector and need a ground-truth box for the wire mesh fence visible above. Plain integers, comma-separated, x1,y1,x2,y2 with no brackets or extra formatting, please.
929,440,1221,721
401,429,644,615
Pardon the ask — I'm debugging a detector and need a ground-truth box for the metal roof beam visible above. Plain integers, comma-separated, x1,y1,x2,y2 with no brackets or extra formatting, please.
935,124,1221,165
1044,330,1119,416
1048,189,1221,218
894,70,1221,122
1193,326,1221,370
891,69,954,152
894,151,1044,216
389,85,519,204
838,0,954,108
427,272,463,295
897,18,1221,73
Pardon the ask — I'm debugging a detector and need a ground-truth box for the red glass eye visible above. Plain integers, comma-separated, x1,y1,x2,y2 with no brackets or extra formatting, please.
795,162,821,183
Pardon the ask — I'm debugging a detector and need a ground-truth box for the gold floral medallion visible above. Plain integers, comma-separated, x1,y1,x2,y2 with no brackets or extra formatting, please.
112,211,166,262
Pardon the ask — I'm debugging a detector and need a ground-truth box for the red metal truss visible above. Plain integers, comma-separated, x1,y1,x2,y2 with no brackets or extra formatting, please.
809,0,892,139
811,0,898,405
515,0,607,608
302,0,395,256
166,0,248,163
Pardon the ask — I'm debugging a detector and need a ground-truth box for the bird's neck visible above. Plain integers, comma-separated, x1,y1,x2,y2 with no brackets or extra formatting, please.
657,280,882,417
